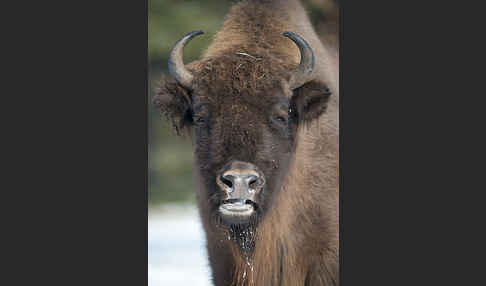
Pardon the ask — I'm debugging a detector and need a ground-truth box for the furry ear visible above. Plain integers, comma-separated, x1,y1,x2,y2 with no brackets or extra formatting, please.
152,77,192,135
290,80,331,122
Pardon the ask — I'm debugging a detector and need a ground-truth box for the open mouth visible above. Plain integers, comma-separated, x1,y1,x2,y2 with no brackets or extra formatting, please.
219,199,256,217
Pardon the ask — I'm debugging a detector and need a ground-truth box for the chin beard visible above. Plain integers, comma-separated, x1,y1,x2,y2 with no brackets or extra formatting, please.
228,222,257,259
211,210,260,259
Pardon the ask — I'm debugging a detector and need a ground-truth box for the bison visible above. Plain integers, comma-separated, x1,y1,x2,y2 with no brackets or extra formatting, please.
153,0,338,285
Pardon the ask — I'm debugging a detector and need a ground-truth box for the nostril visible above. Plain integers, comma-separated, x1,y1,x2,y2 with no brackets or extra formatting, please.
248,176,258,188
220,176,233,189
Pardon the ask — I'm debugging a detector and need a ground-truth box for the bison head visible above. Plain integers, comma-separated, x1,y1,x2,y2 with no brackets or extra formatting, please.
154,30,331,229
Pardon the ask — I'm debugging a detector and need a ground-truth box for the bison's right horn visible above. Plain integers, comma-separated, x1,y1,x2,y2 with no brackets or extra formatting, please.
283,32,315,89
168,30,204,90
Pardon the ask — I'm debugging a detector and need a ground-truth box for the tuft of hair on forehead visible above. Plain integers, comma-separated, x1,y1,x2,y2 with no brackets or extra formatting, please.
192,49,296,100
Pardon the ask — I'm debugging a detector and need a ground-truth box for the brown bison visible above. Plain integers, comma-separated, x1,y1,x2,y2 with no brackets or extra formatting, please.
153,0,338,285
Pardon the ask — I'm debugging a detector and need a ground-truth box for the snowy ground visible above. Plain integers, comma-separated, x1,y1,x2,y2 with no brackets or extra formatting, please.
148,204,212,286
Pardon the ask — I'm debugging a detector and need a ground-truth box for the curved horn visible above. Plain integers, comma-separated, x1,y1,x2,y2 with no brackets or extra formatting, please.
168,30,204,90
283,32,315,89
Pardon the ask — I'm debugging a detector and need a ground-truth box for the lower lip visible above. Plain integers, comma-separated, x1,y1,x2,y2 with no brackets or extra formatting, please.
219,203,254,216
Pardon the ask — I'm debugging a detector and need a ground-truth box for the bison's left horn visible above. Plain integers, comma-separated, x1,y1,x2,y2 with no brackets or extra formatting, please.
283,32,315,89
168,30,204,90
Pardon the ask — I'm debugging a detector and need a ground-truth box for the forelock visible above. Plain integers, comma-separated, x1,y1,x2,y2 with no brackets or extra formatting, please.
191,50,295,100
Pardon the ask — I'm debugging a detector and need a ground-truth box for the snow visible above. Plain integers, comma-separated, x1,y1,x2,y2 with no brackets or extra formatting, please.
148,204,212,286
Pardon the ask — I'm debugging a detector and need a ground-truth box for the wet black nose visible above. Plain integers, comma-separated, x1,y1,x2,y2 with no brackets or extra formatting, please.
216,161,265,199
220,173,259,191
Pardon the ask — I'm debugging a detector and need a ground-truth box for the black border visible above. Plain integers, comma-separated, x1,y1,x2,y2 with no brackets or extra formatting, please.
5,1,149,284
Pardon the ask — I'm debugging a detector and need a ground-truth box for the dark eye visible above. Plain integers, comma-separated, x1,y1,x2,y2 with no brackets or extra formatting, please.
193,116,207,125
272,114,289,127
275,116,286,123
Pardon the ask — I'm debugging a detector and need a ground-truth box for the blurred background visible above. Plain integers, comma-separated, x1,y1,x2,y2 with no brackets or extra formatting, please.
148,0,339,285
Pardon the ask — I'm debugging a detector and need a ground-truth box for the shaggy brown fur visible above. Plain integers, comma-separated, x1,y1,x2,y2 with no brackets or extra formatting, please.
153,0,339,285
